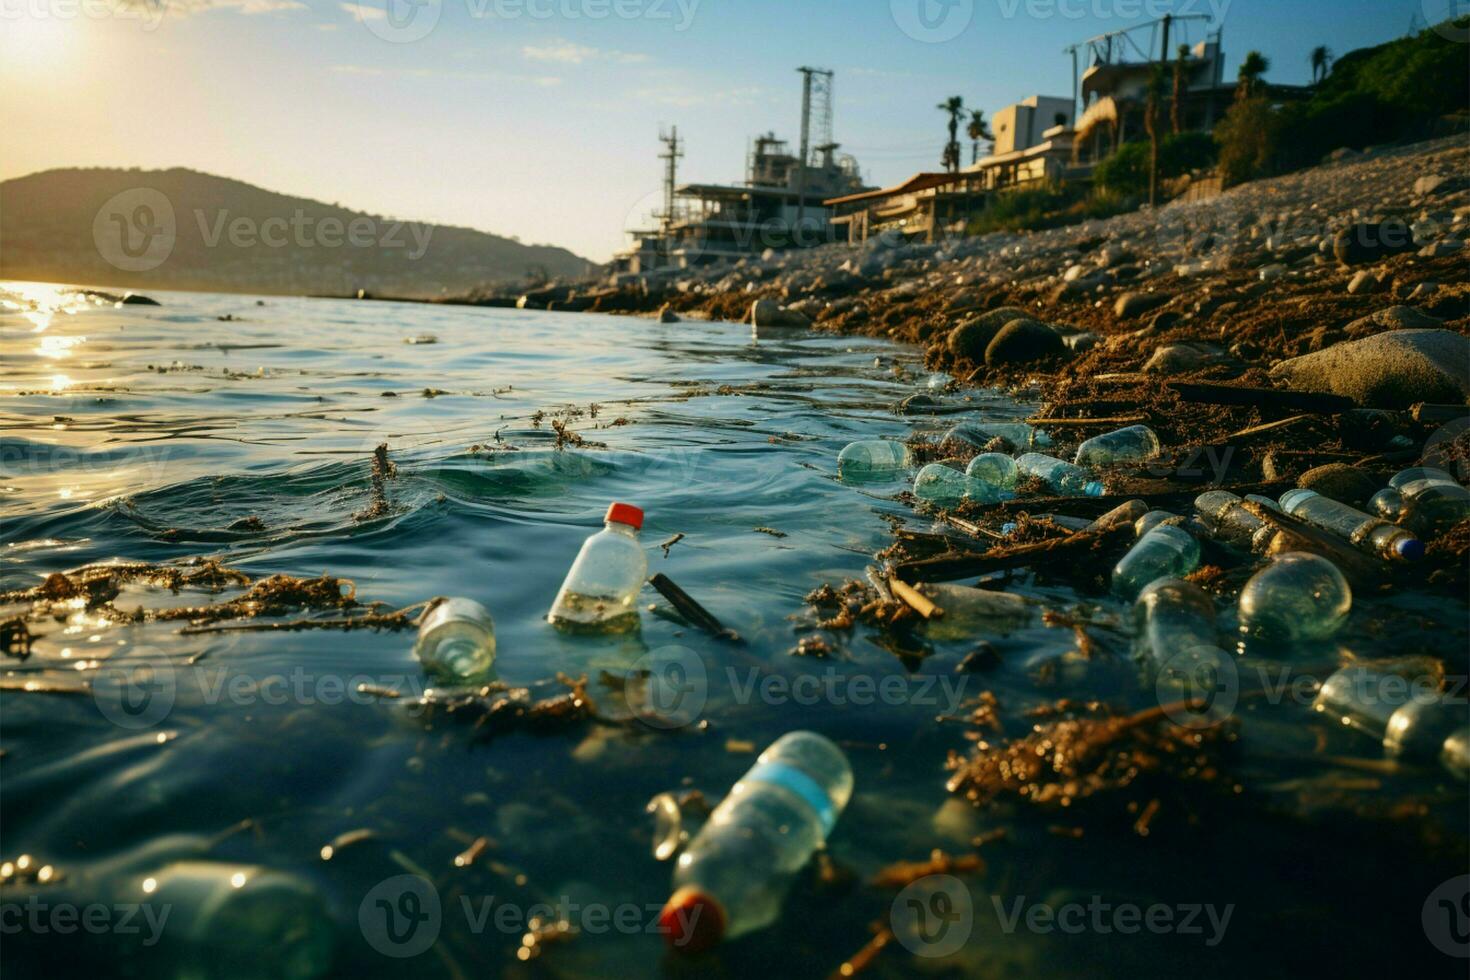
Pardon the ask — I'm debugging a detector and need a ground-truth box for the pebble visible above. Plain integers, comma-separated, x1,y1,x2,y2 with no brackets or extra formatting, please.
1297,464,1381,509
1113,291,1170,319
1332,220,1415,265
1270,328,1470,408
985,318,1065,366
1143,341,1235,375
750,298,811,329
1346,270,1382,294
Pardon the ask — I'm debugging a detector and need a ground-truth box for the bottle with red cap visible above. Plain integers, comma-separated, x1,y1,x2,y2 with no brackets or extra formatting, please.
547,502,648,632
658,731,853,953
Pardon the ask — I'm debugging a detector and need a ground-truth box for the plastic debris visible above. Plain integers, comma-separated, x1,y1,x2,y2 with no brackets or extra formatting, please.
1112,524,1201,600
548,502,648,632
414,597,496,680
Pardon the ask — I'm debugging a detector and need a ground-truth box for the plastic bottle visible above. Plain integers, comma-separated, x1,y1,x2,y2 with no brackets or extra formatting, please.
1112,524,1200,599
1087,498,1149,531
414,597,496,680
1314,666,1443,740
1389,466,1458,489
1442,727,1470,781
1279,489,1423,562
1370,468,1458,523
659,732,853,952
1195,490,1275,551
943,421,1052,450
964,452,1018,501
139,862,334,980
548,502,648,632
1074,425,1161,466
1134,510,1179,537
1391,479,1470,533
1237,552,1351,643
837,440,913,478
913,463,974,508
1016,453,1105,497
1132,578,1223,673
1384,697,1469,763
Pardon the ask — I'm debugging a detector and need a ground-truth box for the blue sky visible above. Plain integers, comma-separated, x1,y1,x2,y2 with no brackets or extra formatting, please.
0,0,1452,261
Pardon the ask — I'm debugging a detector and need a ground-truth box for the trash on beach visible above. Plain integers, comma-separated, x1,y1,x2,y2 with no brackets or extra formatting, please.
1073,424,1161,467
1279,489,1423,562
659,732,852,952
919,583,1038,640
1313,666,1466,779
942,421,1052,451
1373,469,1470,533
548,502,648,632
1111,524,1201,600
1195,490,1276,552
913,463,974,508
1016,452,1105,497
964,452,1019,501
1133,578,1221,674
1238,552,1352,644
414,597,497,680
837,440,913,479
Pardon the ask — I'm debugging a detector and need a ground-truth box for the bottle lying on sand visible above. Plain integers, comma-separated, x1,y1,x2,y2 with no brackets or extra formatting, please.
943,421,1052,450
1237,552,1351,643
548,502,648,632
1370,468,1470,533
1074,424,1161,466
1015,453,1105,497
415,597,496,680
1195,490,1276,551
659,732,853,952
837,440,913,478
1279,489,1423,561
964,452,1019,502
1369,467,1456,521
913,463,974,508
1112,524,1200,600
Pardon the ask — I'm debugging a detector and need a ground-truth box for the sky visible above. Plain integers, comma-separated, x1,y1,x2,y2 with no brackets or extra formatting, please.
0,0,1454,262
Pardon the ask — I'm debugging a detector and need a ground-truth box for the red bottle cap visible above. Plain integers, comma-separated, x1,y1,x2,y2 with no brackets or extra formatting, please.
605,502,644,530
658,886,726,953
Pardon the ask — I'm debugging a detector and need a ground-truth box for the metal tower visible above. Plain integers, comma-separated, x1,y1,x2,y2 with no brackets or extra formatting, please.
655,126,683,235
795,67,834,236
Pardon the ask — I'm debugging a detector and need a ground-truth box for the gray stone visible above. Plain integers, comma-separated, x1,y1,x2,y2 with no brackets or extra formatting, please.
1343,305,1441,338
1297,464,1381,509
1143,342,1233,375
1333,221,1415,265
1114,291,1169,319
750,298,811,329
1062,331,1101,353
1269,329,1470,409
985,318,1065,366
1347,270,1382,295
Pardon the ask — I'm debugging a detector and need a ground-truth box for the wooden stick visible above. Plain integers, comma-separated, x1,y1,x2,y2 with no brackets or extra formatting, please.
1026,415,1149,427
888,576,942,619
1167,381,1356,414
648,573,739,641
1411,403,1468,425
1223,415,1318,442
894,524,1132,583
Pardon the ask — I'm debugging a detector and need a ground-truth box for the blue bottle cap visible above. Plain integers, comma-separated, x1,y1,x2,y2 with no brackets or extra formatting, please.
1395,538,1425,562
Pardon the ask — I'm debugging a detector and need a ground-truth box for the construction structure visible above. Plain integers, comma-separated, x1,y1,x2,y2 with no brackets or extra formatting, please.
611,68,870,278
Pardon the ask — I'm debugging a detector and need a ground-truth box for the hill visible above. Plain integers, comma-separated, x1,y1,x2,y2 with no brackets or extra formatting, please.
0,167,594,297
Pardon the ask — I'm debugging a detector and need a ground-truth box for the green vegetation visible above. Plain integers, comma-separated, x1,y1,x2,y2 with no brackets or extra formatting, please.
965,182,1133,236
1094,132,1217,197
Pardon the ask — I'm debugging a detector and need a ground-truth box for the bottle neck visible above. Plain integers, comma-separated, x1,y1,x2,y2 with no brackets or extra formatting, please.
605,521,640,538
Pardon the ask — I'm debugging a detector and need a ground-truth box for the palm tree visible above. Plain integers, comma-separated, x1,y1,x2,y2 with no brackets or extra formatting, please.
1310,45,1333,85
938,95,965,173
1145,63,1168,207
966,108,994,166
1170,43,1189,135
1236,51,1270,102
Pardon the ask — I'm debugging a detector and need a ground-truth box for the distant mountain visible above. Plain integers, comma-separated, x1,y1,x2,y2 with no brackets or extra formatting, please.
0,167,594,297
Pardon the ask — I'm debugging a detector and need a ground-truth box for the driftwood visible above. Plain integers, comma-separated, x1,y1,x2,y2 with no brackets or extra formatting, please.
648,573,739,641
1026,415,1150,427
1241,501,1386,587
1410,403,1469,425
1166,381,1356,415
894,524,1132,582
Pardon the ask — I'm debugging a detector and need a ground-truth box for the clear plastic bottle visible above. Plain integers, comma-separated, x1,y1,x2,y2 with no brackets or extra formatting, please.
414,597,496,680
1195,490,1275,551
1016,452,1105,497
1112,524,1200,599
1132,578,1220,672
1371,468,1459,523
1074,424,1161,466
1392,479,1470,533
139,861,334,980
913,463,972,507
659,732,853,952
1389,466,1457,489
1237,552,1351,643
1384,697,1469,763
1134,509,1179,537
1314,666,1441,739
943,421,1052,450
1087,498,1149,531
837,440,913,478
964,452,1018,501
1279,489,1423,562
1442,727,1470,781
548,502,648,632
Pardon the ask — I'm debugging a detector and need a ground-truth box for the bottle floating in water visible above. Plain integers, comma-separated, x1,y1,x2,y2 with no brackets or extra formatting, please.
1016,453,1105,497
1074,425,1161,466
1195,491,1275,551
414,597,496,680
548,502,648,632
913,463,973,508
943,421,1052,450
964,452,1018,502
1314,666,1442,739
1132,578,1224,674
837,440,913,478
1279,489,1423,562
1238,552,1351,644
1112,524,1200,600
659,731,853,952
1384,697,1469,764
140,862,334,980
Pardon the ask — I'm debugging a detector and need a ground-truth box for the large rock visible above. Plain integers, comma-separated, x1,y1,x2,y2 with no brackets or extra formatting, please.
1332,221,1415,265
1297,464,1380,509
1343,305,1441,338
1114,291,1169,319
1269,329,1470,408
985,318,1065,366
750,298,811,329
1143,342,1234,375
946,305,1029,362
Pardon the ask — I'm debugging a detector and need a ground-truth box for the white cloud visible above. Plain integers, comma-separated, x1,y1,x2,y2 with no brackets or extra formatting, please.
522,40,649,66
117,0,305,13
341,2,384,20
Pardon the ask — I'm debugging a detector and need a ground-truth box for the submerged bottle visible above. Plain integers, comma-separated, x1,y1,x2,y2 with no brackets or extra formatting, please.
1074,425,1161,466
1279,489,1423,562
943,421,1052,450
964,452,1019,501
139,862,334,980
1195,490,1275,551
1383,697,1469,764
659,732,853,952
1314,666,1443,740
1132,578,1223,672
913,463,974,508
1016,453,1105,497
1112,524,1200,600
837,440,913,478
548,502,648,632
414,597,496,680
1237,552,1351,644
